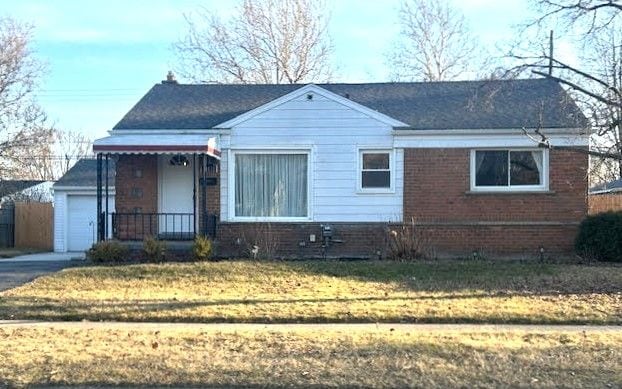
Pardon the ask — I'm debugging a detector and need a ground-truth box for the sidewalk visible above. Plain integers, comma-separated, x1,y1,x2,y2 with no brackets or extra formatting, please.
0,251,84,263
1,320,620,332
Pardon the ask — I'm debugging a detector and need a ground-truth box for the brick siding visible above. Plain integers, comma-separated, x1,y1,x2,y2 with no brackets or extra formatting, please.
402,147,588,256
216,222,388,259
197,157,220,231
114,155,158,240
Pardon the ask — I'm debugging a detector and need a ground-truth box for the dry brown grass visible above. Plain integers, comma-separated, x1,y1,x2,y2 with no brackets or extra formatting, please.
0,260,621,324
0,325,620,388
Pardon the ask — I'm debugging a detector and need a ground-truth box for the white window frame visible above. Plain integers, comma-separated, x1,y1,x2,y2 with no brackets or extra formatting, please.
228,148,313,222
469,148,549,192
357,148,395,194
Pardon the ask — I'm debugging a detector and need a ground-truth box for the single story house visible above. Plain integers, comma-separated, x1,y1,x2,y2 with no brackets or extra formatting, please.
0,180,54,206
53,158,115,252
93,76,589,258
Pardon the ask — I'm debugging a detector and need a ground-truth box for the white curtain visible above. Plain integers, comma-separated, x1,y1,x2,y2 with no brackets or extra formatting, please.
476,151,486,172
531,151,544,181
235,154,307,217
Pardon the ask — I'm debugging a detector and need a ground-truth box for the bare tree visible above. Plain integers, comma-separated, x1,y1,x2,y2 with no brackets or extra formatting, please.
12,137,55,180
12,129,92,180
388,0,487,81
174,0,333,84
0,17,53,179
509,1,622,185
583,25,622,181
529,0,622,34
55,129,92,177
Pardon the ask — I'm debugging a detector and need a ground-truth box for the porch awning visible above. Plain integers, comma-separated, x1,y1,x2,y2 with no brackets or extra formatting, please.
92,134,220,159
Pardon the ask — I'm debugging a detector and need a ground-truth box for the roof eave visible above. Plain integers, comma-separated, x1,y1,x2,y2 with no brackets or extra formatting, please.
392,127,589,135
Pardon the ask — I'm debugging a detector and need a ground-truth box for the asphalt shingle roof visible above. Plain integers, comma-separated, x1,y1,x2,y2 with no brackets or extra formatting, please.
54,159,116,188
0,180,46,198
590,178,622,193
113,78,587,130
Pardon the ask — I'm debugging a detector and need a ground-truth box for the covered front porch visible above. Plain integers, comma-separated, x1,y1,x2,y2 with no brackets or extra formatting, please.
93,134,221,242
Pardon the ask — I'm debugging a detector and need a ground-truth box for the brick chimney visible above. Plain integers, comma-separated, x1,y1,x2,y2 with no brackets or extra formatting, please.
162,71,178,84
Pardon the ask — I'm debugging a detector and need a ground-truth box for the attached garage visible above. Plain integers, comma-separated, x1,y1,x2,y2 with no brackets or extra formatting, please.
54,159,115,253
65,195,100,251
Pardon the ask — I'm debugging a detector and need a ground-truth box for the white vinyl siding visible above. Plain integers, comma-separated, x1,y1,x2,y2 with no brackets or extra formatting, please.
221,91,403,222
53,191,67,252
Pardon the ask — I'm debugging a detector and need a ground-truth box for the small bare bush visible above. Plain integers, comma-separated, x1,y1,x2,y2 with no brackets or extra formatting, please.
241,223,280,260
385,219,429,261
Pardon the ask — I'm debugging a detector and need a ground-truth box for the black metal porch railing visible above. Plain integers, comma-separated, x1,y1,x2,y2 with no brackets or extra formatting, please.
202,212,218,238
111,212,217,241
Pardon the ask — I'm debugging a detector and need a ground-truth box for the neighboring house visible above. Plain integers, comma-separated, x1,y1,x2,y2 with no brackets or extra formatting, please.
0,180,54,206
53,159,115,252
590,178,622,195
588,178,622,215
93,77,589,258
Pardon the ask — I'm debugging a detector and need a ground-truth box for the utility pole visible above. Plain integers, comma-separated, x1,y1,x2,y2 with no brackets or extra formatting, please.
549,30,554,76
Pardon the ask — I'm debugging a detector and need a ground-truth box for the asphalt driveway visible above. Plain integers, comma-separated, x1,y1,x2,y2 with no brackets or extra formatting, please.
0,260,77,292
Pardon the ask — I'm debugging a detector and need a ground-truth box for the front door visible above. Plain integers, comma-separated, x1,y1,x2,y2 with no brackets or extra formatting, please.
158,155,194,238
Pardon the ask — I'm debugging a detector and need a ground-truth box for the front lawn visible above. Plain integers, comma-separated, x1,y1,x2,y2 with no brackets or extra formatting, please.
1,260,620,324
1,325,620,388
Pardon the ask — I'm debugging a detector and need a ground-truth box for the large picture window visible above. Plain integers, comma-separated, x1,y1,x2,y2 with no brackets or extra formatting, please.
234,153,308,218
472,149,547,191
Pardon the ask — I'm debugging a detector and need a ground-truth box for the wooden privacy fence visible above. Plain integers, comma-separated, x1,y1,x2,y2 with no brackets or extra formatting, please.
14,201,53,250
588,193,622,215
0,205,14,248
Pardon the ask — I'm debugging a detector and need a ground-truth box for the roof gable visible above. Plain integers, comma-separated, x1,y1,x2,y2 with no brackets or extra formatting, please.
214,84,408,128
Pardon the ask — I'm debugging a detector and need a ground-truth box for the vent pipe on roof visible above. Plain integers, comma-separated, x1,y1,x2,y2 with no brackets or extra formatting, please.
162,71,178,84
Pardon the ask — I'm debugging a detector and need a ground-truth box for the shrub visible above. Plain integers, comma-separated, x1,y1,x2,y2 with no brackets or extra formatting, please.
143,236,167,262
86,240,129,263
241,223,279,260
193,235,214,261
385,219,429,261
575,212,622,262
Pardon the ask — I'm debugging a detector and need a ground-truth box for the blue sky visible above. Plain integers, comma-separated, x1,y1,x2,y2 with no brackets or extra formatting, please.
2,0,538,140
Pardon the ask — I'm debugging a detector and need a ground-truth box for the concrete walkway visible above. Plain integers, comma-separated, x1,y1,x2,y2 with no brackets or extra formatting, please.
0,320,620,333
1,251,84,263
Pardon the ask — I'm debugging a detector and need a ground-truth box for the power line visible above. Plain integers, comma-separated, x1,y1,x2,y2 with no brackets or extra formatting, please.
40,88,144,92
35,87,145,102
7,155,95,160
36,96,138,101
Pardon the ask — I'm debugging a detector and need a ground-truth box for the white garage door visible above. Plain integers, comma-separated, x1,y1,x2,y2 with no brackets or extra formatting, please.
67,195,98,251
